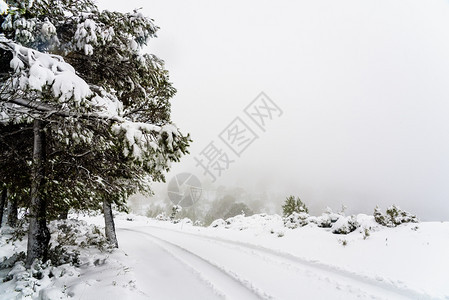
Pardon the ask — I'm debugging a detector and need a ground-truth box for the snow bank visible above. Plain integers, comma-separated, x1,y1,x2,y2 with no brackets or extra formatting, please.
0,218,143,300
2,211,448,299
133,213,449,299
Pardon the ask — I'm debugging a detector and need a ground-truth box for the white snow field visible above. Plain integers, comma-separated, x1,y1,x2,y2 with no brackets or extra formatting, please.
1,212,449,299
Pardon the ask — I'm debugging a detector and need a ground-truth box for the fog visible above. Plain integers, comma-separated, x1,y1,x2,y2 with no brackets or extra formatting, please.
100,0,449,221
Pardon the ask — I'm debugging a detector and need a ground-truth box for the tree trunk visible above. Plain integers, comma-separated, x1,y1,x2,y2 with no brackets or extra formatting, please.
6,196,17,227
0,187,6,227
26,119,50,267
103,199,118,248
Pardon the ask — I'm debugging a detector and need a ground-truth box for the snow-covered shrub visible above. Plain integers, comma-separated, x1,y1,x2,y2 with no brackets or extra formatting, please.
281,196,313,229
208,214,284,235
225,214,245,225
4,259,80,299
47,219,111,267
282,195,308,217
283,207,349,230
48,245,80,267
4,259,55,297
363,228,370,240
84,225,110,251
170,205,182,221
210,219,226,228
355,213,380,234
374,205,419,227
4,261,34,295
283,212,310,229
331,215,359,234
1,217,118,298
55,222,78,246
5,219,28,243
306,207,341,228
0,251,26,269
222,215,250,231
173,217,192,225
29,259,50,280
339,239,348,247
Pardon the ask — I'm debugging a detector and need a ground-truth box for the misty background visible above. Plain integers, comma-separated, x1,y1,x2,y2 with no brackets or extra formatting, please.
99,0,449,221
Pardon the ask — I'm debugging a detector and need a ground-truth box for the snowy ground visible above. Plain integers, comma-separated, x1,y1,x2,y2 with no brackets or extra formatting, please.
1,213,448,299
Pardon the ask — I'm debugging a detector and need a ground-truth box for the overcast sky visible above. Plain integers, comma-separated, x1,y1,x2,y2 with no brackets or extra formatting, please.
98,0,449,220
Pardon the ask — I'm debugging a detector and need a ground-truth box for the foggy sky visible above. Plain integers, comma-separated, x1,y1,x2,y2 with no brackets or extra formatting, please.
99,0,449,220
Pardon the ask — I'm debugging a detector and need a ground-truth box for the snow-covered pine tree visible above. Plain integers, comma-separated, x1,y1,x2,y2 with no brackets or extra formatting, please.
282,195,309,217
0,0,190,266
374,205,418,227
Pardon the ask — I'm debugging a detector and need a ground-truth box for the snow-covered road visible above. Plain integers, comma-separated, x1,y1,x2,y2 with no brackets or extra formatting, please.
117,226,422,300
2,214,446,299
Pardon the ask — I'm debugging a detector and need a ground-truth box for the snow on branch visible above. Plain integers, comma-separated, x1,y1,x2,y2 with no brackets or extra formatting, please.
0,35,185,161
0,0,7,14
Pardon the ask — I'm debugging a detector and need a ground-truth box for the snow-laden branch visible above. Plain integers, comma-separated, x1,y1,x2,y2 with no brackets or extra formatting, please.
0,0,7,14
4,97,122,121
0,35,186,162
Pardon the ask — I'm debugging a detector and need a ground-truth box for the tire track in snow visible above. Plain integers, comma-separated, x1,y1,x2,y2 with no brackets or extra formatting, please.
138,226,431,300
119,228,268,300
116,228,223,300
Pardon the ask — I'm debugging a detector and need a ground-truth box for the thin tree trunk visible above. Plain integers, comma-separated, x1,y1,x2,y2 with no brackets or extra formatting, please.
103,199,118,248
7,196,17,227
26,119,50,267
0,187,6,227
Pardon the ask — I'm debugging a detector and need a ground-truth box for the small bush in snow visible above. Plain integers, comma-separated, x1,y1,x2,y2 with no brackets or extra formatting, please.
282,195,309,217
210,219,226,228
374,205,418,227
339,239,348,247
0,251,26,269
48,220,111,266
84,225,110,251
332,215,359,234
55,222,78,246
4,260,51,293
4,259,78,299
170,205,182,222
5,220,28,243
154,206,184,223
48,245,80,267
175,218,192,225
314,207,341,228
363,228,370,240
283,212,310,229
